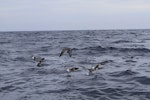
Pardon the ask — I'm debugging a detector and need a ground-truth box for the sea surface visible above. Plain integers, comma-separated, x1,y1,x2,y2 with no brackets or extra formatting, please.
0,30,150,100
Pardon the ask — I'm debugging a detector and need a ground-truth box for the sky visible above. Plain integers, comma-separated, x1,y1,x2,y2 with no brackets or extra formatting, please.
0,0,150,31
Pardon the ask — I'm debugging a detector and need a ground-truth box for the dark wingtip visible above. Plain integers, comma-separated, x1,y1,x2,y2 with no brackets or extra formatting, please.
75,67,79,70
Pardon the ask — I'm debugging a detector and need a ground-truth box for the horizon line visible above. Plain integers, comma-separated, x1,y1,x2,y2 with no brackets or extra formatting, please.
0,28,150,32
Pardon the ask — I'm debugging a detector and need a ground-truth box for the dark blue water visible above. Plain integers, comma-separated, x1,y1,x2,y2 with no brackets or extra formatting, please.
0,30,150,100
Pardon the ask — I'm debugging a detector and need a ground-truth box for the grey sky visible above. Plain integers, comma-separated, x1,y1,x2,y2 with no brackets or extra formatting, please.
0,0,150,31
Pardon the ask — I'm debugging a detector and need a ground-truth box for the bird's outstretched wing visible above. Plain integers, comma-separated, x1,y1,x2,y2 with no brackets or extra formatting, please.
67,49,72,57
59,48,67,57
92,64,103,70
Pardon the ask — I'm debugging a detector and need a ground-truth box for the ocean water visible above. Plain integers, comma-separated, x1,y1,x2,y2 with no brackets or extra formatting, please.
0,30,150,100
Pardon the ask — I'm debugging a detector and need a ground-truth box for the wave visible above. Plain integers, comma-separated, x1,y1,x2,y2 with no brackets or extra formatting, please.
81,89,104,98
36,88,70,94
78,46,150,53
13,56,29,62
112,40,132,44
109,69,138,77
0,85,21,92
129,91,150,99
134,76,150,85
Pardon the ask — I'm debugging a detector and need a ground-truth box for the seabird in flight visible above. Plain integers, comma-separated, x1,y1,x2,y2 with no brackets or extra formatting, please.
59,48,72,57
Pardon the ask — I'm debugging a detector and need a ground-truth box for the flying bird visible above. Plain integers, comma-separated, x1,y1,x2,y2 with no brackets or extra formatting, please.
36,57,45,67
31,55,45,67
31,55,37,61
82,66,95,75
66,67,79,72
82,64,103,75
59,48,72,57
92,64,102,70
